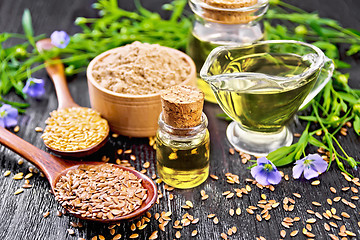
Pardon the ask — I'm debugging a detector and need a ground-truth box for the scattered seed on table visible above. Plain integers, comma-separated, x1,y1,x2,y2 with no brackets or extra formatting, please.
229,209,234,216
191,230,198,237
344,174,352,182
208,214,215,219
192,218,199,224
213,217,219,224
280,230,286,238
236,208,241,215
112,233,122,240
312,201,321,206
351,196,359,200
345,230,356,237
272,202,280,208
311,180,320,185
210,174,218,180
142,162,150,168
13,172,23,180
334,196,341,202
281,222,290,228
221,233,227,240
342,187,350,191
327,198,333,205
330,187,337,193
3,170,11,177
292,193,301,198
24,173,33,179
331,208,336,215
17,159,24,165
124,149,132,154
326,210,333,218
306,218,316,224
314,212,322,219
35,127,43,132
129,233,139,239
14,188,24,195
229,148,235,155
348,202,356,208
324,223,330,231
290,230,298,237
351,187,358,193
14,126,20,133
185,200,193,208
306,224,312,231
149,231,158,240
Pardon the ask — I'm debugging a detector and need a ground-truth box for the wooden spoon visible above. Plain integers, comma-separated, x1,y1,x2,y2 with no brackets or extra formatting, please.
0,126,157,223
36,38,109,158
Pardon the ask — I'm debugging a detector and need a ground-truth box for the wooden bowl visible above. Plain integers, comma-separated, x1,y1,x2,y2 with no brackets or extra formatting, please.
87,46,196,137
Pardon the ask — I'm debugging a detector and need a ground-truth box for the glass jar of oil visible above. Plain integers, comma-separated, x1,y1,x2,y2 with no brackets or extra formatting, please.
187,0,269,102
156,112,210,189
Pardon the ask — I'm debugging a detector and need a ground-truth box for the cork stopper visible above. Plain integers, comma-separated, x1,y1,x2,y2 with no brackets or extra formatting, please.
199,0,259,24
161,85,204,128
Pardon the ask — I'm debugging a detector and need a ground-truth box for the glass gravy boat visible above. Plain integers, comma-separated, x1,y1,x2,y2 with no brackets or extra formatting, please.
200,40,334,156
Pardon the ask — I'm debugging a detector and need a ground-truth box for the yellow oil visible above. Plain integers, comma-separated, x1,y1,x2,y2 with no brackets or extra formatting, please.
211,53,318,132
187,34,223,103
187,33,264,103
156,130,210,189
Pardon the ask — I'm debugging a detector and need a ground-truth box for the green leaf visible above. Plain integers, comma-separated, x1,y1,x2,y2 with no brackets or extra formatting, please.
308,135,328,149
333,59,351,69
354,115,360,136
312,41,338,59
298,115,318,122
337,92,360,104
347,44,360,56
267,144,297,167
21,9,35,46
347,28,360,37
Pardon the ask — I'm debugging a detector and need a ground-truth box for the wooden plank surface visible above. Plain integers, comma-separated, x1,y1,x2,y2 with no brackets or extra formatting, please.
1,0,360,239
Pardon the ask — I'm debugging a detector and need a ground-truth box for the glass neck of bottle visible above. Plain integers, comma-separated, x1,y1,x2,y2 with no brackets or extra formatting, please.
158,112,208,137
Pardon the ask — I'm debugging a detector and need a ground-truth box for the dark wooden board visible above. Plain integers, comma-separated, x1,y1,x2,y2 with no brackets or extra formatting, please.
1,0,360,239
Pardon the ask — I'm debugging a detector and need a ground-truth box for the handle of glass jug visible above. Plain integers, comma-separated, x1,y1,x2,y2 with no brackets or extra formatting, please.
299,57,335,110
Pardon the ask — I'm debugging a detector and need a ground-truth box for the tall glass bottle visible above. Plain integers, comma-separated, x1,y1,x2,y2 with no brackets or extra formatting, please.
187,0,269,102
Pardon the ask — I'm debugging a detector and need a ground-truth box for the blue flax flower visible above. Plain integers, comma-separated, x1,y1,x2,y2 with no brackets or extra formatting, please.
0,104,18,128
50,31,70,48
293,153,328,180
22,78,45,98
251,157,282,186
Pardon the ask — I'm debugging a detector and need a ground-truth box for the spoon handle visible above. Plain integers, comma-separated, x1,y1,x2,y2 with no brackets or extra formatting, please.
0,126,67,184
36,39,78,109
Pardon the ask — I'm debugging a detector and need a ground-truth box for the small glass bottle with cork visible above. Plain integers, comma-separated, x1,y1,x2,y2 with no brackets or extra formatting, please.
187,0,269,102
156,85,210,189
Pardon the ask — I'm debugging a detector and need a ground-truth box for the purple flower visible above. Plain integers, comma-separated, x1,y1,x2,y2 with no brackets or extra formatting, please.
0,104,18,128
293,153,328,180
251,157,282,186
50,31,70,48
22,78,45,98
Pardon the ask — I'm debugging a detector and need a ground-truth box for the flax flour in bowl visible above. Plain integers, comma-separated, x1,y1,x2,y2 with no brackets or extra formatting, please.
87,42,196,137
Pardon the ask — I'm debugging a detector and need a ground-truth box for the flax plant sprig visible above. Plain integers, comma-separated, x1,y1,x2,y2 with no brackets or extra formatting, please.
259,0,360,176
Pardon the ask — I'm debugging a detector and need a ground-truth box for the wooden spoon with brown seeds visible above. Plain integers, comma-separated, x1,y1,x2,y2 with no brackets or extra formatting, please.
0,126,157,223
36,38,109,158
